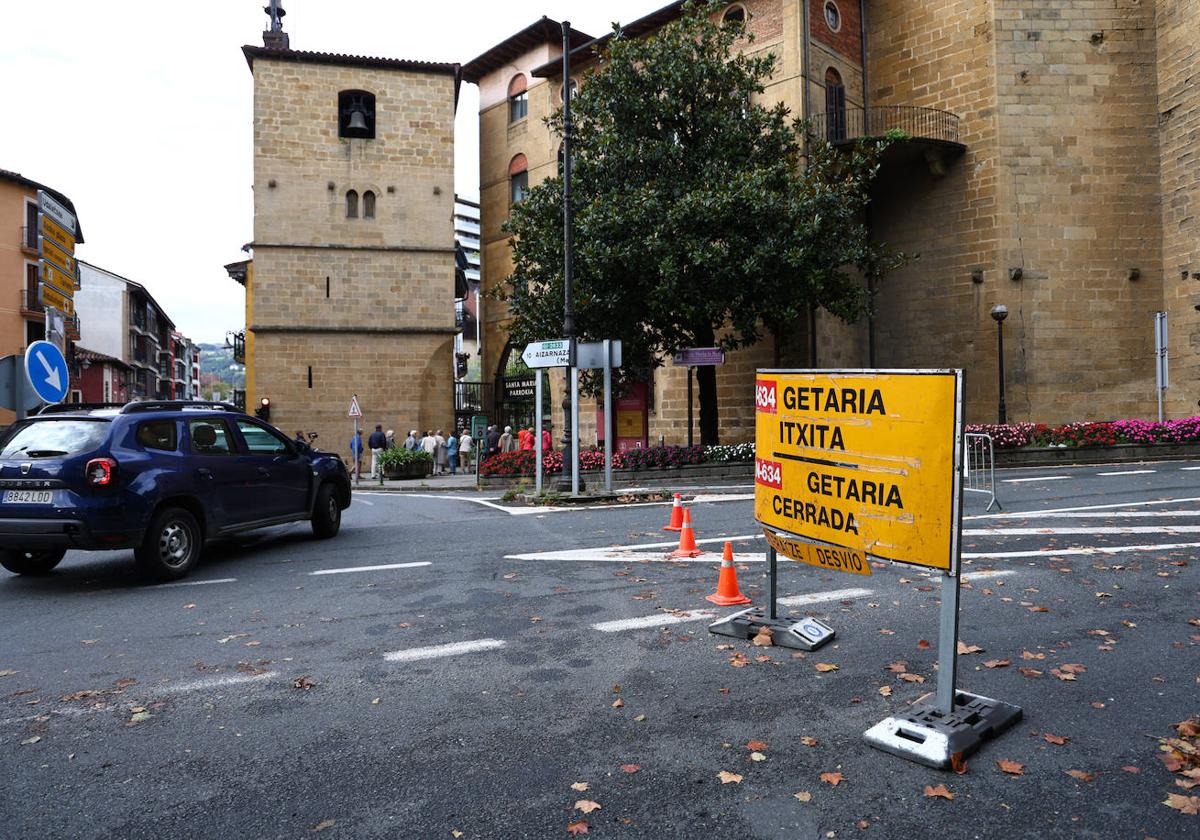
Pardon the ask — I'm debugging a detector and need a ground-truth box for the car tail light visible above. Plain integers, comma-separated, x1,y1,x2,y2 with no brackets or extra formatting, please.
85,458,118,487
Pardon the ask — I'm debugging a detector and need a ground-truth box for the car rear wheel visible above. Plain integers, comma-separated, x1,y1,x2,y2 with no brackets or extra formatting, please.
135,507,201,581
0,548,67,576
311,483,341,539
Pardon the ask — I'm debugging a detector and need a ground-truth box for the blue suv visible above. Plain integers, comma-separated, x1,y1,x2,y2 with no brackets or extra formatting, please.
0,401,352,581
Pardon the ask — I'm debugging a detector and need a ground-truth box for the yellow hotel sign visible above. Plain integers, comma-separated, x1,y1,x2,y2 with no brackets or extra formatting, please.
754,370,963,571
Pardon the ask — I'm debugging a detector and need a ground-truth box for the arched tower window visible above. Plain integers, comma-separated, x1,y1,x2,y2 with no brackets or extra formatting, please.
509,154,529,205
363,190,376,219
824,68,846,142
508,75,528,123
338,90,376,139
346,190,359,218
723,5,747,24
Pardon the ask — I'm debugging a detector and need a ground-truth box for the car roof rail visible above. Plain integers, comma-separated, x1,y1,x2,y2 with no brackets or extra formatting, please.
119,400,245,415
32,402,127,416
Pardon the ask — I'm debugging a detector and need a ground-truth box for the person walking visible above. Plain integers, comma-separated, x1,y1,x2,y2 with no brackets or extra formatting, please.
446,431,459,475
434,429,448,476
520,428,534,451
385,429,396,450
368,424,387,478
486,425,501,458
421,430,437,463
499,425,516,453
349,429,364,479
459,429,473,472
404,430,419,451
542,426,552,453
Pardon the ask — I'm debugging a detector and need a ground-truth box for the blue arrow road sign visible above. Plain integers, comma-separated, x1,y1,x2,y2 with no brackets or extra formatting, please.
24,340,70,405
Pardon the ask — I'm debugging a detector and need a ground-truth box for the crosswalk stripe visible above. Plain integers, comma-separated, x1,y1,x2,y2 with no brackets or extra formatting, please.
383,639,506,662
963,541,1200,559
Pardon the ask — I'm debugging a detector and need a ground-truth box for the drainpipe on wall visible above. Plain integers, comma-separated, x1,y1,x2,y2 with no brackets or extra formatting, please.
801,0,811,121
860,0,870,128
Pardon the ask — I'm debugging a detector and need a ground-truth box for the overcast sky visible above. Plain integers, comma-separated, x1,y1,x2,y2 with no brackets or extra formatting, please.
1,0,657,344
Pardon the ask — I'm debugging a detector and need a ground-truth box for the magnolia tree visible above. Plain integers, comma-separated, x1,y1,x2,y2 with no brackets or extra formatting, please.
500,0,905,445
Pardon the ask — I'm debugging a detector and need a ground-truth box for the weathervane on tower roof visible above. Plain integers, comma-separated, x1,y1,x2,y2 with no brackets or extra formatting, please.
262,0,289,49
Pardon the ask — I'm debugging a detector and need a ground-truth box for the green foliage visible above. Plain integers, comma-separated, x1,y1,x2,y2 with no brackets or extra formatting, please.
378,447,432,468
499,1,906,434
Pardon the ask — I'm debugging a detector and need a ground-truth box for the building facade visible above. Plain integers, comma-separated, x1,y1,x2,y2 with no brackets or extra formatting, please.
0,169,84,422
74,261,194,402
236,19,461,449
464,0,1200,445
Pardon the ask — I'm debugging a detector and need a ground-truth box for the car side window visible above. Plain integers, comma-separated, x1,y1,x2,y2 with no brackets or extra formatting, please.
136,420,178,452
235,420,291,456
189,419,235,456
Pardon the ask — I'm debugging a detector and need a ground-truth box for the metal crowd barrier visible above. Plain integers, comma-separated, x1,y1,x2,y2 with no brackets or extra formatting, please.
963,433,1001,511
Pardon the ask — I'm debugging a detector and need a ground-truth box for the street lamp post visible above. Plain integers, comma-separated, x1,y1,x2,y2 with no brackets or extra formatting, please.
990,304,1008,425
556,20,583,494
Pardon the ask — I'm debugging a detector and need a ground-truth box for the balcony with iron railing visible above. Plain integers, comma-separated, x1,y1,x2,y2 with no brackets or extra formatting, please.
18,226,38,254
20,287,45,318
807,106,966,173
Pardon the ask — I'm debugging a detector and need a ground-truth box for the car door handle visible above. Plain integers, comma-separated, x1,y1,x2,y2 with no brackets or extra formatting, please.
197,468,213,479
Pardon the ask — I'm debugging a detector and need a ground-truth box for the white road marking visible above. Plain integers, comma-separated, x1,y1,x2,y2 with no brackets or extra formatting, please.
592,587,873,633
356,499,374,506
157,672,275,694
506,533,763,562
965,496,1200,520
1003,476,1072,483
966,511,1200,519
961,569,1020,581
963,541,1200,559
309,561,432,576
154,577,237,588
1180,467,1200,471
365,492,754,516
592,610,718,632
1096,470,1156,476
967,525,1200,536
383,638,506,662
777,587,873,606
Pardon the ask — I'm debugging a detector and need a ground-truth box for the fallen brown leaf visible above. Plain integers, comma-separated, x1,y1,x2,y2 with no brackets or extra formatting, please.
997,759,1024,776
717,771,743,784
814,663,839,673
924,783,955,800
886,661,908,673
611,699,624,708
574,800,601,814
819,772,844,786
957,642,984,655
917,639,930,650
1044,733,1068,745
950,752,968,774
1021,651,1046,660
1163,793,1200,815
752,627,774,647
747,740,768,751
899,673,926,683
878,685,893,697
793,791,812,802
0,669,17,678
800,736,818,747
1065,769,1094,782
310,820,335,833
1176,718,1200,738
620,763,640,774
292,676,315,690
566,819,590,835
983,659,1010,669
1050,668,1077,681
571,782,589,792
1121,765,1140,774
1019,667,1043,678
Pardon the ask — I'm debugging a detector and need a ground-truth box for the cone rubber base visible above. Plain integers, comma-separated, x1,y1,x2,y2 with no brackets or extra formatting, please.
671,548,703,558
706,592,751,606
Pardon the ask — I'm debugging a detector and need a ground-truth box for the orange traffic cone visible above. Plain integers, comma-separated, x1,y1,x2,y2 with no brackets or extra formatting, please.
706,542,751,606
671,507,704,558
663,493,684,532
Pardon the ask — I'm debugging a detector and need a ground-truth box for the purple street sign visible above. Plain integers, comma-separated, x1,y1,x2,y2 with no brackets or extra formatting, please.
672,347,726,366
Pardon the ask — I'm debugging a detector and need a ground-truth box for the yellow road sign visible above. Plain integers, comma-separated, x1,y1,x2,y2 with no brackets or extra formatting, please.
754,370,962,571
40,283,74,315
40,215,75,254
40,236,76,276
763,529,872,576
41,263,77,298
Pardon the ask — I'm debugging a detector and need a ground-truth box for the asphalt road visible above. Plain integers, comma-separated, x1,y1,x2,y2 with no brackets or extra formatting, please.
1,460,1197,839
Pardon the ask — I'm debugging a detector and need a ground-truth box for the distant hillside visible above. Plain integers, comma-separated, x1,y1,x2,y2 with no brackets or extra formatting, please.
197,343,245,387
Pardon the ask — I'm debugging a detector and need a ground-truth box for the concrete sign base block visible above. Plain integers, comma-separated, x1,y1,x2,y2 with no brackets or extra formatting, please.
863,690,1023,769
707,607,835,651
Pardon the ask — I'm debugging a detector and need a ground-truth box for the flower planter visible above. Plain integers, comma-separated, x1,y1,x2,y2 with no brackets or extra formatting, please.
384,461,434,480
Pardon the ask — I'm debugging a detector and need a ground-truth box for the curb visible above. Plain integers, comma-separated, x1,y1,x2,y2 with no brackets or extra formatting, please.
995,442,1200,469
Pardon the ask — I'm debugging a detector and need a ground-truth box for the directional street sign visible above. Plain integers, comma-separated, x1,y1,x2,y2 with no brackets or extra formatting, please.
575,340,622,370
39,283,74,316
348,395,363,417
24,340,70,405
40,214,75,253
673,347,726,366
38,191,76,233
0,356,44,412
41,262,76,296
522,340,570,369
39,236,76,276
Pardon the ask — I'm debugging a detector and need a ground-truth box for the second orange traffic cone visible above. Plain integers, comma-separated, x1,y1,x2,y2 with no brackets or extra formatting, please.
663,493,684,531
670,507,703,558
706,541,752,606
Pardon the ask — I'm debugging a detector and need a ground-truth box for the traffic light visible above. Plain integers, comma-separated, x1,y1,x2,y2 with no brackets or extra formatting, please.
256,396,271,421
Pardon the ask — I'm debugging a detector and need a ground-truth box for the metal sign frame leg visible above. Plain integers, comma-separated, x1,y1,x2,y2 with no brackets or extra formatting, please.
570,366,581,497
535,371,543,495
603,340,613,493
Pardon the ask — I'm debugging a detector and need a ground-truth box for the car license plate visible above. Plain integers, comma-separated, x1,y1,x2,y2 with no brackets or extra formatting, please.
2,490,53,504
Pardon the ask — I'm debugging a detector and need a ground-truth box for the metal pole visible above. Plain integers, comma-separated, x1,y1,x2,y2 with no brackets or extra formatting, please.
936,571,962,714
353,415,359,487
996,320,1007,425
768,545,778,620
571,366,580,497
687,367,694,448
15,352,26,422
603,339,613,492
535,370,543,495
557,21,580,494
